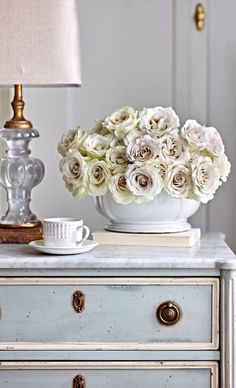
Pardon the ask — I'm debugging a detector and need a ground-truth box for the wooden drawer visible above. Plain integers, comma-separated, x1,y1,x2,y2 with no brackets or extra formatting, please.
0,277,219,350
0,362,218,388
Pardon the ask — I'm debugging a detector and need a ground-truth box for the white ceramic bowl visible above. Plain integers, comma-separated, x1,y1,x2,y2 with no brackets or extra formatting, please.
94,191,200,233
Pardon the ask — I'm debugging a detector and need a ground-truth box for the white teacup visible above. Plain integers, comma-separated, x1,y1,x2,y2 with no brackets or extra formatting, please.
43,218,90,247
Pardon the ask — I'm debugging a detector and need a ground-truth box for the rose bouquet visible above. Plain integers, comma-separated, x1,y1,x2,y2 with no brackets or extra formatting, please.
58,106,230,205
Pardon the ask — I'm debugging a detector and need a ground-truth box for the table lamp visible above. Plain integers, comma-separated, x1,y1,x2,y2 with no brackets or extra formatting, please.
0,0,81,240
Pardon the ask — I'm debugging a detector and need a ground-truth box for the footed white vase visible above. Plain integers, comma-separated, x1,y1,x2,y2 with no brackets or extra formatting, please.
94,191,200,233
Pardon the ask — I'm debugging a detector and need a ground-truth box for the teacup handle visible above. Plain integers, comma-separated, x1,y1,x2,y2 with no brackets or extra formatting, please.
76,225,90,245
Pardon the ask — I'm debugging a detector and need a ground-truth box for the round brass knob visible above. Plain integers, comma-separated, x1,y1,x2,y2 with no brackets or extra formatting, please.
156,301,181,326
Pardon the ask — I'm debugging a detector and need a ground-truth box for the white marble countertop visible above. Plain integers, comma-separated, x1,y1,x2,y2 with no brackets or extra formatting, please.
0,233,235,270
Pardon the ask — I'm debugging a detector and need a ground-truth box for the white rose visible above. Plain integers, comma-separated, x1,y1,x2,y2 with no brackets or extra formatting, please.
59,151,85,185
109,173,135,204
191,156,221,203
58,127,87,156
59,151,88,198
83,134,110,158
152,160,167,181
164,165,192,199
87,160,110,196
110,136,125,148
104,106,138,138
89,119,111,136
158,134,190,163
126,163,163,203
181,119,207,150
125,130,159,162
139,106,179,138
106,146,129,172
213,154,231,182
205,127,224,156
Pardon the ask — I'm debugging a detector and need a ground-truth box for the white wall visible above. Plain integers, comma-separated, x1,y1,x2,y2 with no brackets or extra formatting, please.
207,0,236,248
173,0,208,232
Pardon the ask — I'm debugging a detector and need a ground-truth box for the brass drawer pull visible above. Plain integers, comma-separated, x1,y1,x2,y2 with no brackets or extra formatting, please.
156,301,181,326
194,3,205,31
73,375,86,388
72,291,85,313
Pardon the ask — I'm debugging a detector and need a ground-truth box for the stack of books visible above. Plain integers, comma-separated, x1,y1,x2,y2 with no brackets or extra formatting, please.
92,228,201,247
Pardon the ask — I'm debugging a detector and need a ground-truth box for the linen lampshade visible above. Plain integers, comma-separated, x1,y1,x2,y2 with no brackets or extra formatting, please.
0,0,81,234
0,0,81,86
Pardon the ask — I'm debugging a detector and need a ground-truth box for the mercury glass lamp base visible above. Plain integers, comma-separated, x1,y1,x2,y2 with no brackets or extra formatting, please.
0,217,41,228
0,127,45,229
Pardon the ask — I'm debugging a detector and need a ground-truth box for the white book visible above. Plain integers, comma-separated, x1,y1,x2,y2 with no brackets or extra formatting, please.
92,228,201,247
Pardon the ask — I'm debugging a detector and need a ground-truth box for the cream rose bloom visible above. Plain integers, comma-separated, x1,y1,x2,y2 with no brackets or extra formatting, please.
58,127,87,156
89,119,111,136
104,106,138,138
213,154,231,182
152,160,167,181
110,136,125,148
87,160,110,196
139,106,179,138
191,156,221,203
106,146,128,172
205,127,224,156
158,134,190,164
59,151,88,198
125,130,159,162
126,163,163,203
83,134,110,159
109,173,135,204
181,119,207,150
165,165,192,199
58,105,230,205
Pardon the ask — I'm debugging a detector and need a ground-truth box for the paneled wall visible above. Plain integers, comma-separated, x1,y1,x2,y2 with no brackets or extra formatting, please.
0,0,235,250
207,0,236,247
173,0,208,231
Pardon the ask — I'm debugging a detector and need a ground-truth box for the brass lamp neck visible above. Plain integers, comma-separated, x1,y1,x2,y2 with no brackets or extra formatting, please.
4,84,33,129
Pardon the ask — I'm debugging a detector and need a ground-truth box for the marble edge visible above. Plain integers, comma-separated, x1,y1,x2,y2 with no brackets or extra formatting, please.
0,252,235,270
0,233,235,270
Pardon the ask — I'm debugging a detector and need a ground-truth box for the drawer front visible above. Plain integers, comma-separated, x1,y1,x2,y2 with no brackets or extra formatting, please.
0,277,219,350
0,362,218,388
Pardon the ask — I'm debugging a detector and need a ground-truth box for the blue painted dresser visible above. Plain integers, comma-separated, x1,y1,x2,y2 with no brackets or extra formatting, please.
0,233,235,387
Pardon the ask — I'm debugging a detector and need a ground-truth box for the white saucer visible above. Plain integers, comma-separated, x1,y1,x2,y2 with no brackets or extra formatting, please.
29,239,99,255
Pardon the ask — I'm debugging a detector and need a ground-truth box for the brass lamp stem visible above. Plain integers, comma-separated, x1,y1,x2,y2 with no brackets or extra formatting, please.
4,84,33,129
